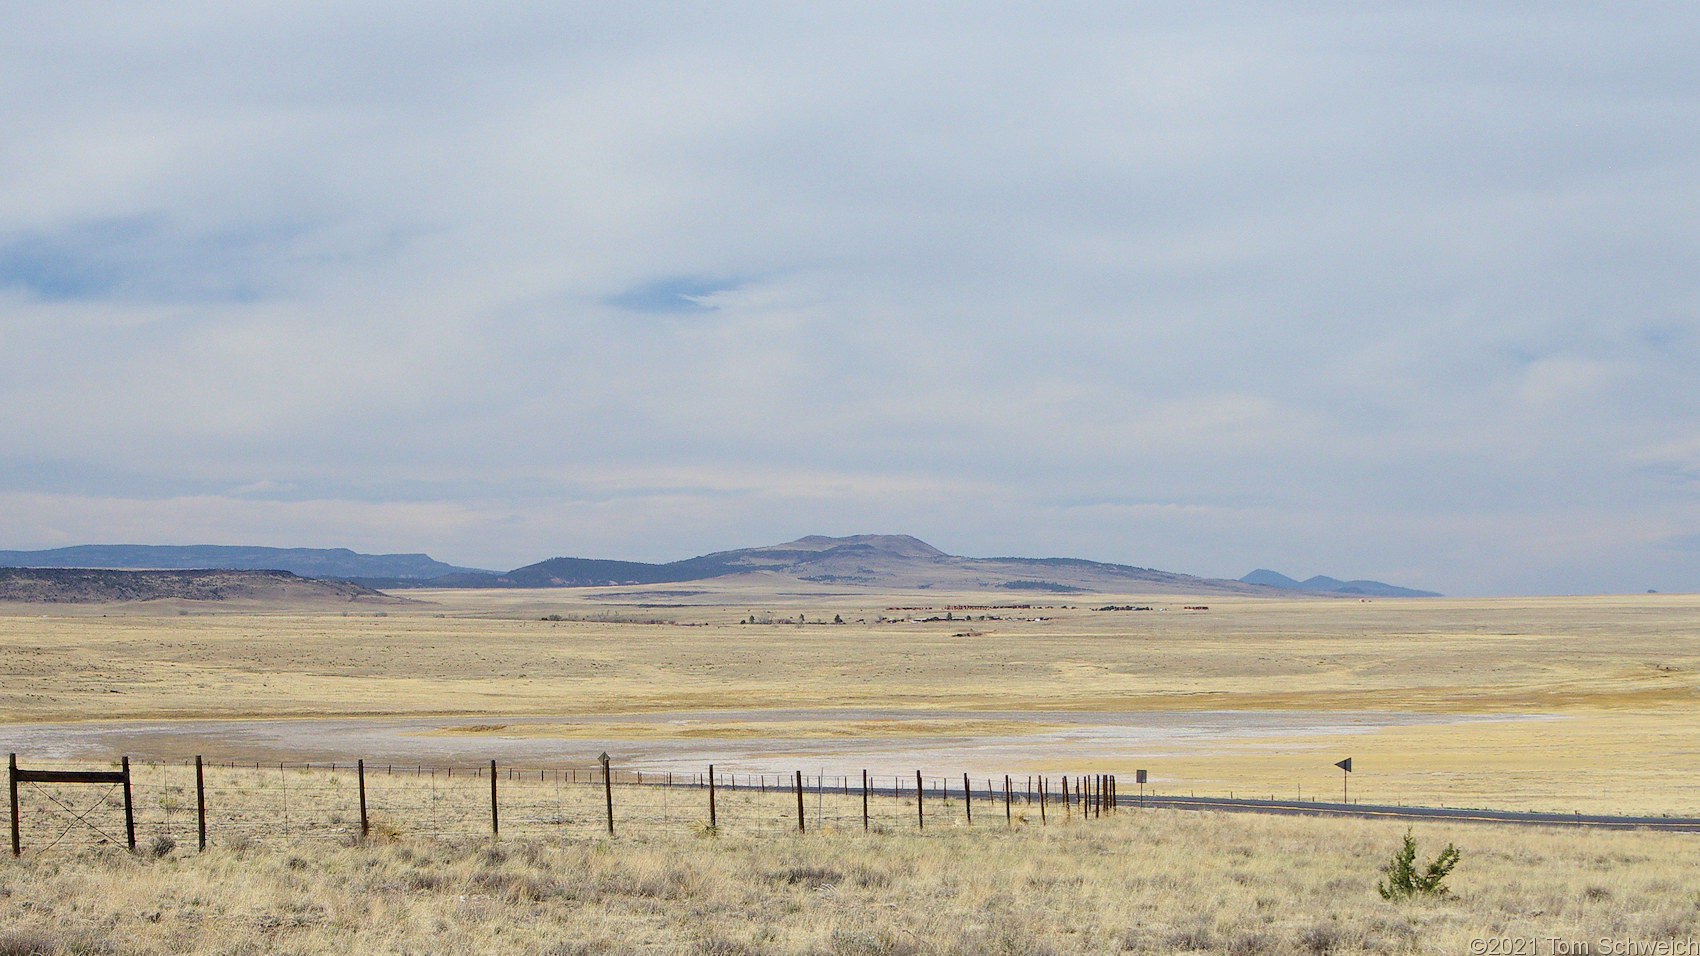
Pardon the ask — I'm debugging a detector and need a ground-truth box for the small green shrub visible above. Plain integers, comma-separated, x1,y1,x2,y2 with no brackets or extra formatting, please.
1377,830,1460,899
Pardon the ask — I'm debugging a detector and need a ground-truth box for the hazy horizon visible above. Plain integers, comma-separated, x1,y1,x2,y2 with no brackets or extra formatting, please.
4,4,1699,596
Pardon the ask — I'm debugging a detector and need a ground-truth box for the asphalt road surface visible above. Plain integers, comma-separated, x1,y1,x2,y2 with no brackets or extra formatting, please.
1118,793,1700,832
740,777,1700,832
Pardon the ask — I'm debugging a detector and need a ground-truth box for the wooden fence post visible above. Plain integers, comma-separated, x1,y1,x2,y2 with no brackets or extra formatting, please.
600,753,614,836
9,753,18,857
794,771,805,833
195,755,207,852
861,769,869,831
1061,776,1070,819
1039,777,1047,825
120,756,135,852
1003,774,1011,826
357,759,369,839
490,760,499,836
708,764,717,831
963,772,972,824
916,770,924,830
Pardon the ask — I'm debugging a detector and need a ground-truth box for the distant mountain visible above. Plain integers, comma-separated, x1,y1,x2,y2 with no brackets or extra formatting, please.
1240,569,1305,589
492,534,948,588
390,534,1271,595
4,537,1441,597
1240,568,1439,598
0,568,395,604
0,545,487,580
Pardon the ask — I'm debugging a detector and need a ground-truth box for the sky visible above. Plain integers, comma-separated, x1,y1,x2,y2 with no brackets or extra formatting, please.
2,2,1698,595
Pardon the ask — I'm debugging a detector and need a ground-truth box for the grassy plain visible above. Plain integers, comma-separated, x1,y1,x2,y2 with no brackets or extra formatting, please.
3,786,1698,956
1,585,1698,813
3,585,1700,954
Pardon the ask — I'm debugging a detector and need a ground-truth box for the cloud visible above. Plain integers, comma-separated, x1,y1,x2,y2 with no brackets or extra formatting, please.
1664,533,1700,553
0,3,1698,593
0,216,299,302
607,276,741,313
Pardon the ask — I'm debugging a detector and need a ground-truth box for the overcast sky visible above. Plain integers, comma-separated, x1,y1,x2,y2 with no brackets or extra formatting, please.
2,2,1698,594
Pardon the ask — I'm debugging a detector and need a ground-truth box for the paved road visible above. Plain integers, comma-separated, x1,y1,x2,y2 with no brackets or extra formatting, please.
716,777,1700,832
1116,793,1700,832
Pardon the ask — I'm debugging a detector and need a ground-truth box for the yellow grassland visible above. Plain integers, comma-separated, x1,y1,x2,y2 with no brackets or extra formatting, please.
1,586,1698,814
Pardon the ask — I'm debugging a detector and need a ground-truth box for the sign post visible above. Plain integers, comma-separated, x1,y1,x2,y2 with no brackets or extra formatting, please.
1335,758,1353,803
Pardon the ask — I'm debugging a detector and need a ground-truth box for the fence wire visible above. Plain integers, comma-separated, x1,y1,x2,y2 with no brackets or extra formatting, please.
8,759,1119,857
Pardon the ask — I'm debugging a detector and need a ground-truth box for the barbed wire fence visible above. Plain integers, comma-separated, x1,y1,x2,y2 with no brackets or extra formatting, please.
6,754,1122,857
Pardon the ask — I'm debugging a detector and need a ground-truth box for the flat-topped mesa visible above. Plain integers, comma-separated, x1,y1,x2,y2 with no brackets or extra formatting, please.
496,534,1266,594
0,567,396,604
0,544,489,580
765,535,949,559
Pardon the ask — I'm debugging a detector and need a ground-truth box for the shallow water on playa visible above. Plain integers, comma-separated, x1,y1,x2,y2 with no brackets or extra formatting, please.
0,708,1534,777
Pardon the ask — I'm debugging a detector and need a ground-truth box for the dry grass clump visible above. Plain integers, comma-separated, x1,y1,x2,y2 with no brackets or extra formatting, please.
2,808,1696,955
